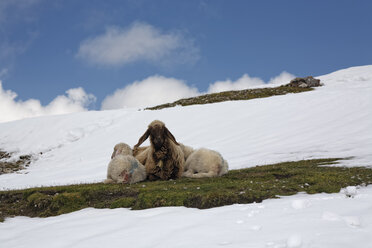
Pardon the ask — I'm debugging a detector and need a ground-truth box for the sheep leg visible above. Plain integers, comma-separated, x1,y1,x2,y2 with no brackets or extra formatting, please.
147,174,160,181
182,169,195,178
185,171,218,178
103,178,115,184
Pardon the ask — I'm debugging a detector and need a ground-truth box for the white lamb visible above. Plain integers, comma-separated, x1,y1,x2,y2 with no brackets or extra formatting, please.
104,143,146,184
183,148,228,178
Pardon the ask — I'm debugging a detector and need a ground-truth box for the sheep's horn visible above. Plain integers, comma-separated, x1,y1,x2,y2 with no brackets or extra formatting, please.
134,128,150,148
164,127,179,145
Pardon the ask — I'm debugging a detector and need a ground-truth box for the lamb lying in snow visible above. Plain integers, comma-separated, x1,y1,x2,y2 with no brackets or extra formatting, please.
183,148,228,178
104,143,146,184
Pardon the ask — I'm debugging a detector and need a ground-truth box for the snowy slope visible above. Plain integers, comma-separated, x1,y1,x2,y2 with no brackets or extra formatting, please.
0,65,371,189
1,65,372,248
1,186,371,248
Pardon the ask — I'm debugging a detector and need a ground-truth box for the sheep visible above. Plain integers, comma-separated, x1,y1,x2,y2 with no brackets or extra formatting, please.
134,143,192,166
182,148,228,178
110,142,132,159
133,145,150,165
133,120,184,181
104,143,146,184
133,146,149,157
179,143,194,161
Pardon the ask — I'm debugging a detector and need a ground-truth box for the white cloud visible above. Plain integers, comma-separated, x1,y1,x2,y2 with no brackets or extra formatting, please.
207,74,265,93
76,22,199,67
207,71,295,93
267,71,296,86
101,75,199,110
0,82,96,123
0,68,8,78
101,71,295,110
0,0,41,24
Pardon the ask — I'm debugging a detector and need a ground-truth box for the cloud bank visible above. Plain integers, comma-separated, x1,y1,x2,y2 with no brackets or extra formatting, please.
101,71,295,110
101,75,199,110
0,71,295,122
76,22,199,67
0,82,96,123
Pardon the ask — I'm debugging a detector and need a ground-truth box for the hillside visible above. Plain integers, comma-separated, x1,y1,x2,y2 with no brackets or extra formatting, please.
146,85,312,110
0,65,371,190
0,65,372,247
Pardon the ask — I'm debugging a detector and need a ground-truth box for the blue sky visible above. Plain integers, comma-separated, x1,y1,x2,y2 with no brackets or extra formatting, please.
0,0,371,115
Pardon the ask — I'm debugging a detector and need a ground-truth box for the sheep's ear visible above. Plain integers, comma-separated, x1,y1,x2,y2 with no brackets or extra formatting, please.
134,128,150,148
165,127,179,145
111,149,116,159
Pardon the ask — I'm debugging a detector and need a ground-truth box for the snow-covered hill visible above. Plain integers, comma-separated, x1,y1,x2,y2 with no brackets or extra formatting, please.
1,65,371,190
1,65,372,248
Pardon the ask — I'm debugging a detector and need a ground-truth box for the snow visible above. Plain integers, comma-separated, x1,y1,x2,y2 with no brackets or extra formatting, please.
1,186,372,248
0,65,372,247
286,235,302,248
0,65,371,190
341,186,358,198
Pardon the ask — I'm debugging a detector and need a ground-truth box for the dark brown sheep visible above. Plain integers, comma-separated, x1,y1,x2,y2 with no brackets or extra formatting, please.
133,120,184,181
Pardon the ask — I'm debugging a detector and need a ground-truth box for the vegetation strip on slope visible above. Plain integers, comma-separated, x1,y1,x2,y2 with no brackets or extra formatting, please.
1,158,372,221
0,150,32,175
146,86,313,110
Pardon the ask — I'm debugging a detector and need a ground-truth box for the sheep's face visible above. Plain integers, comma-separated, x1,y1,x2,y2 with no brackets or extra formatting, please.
134,120,180,151
149,125,167,150
111,143,132,159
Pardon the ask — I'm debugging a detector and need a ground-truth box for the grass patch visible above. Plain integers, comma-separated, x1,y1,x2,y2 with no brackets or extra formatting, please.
1,158,372,221
146,86,313,110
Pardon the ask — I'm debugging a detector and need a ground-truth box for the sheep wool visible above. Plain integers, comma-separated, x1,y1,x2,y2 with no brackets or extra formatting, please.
134,120,185,181
104,154,146,184
183,148,228,178
179,143,194,161
104,143,146,184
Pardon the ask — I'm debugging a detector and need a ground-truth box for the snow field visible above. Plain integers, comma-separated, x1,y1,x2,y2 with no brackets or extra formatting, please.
1,185,371,248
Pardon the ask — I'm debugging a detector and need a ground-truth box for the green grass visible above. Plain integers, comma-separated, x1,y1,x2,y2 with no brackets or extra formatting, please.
146,86,313,110
1,158,372,222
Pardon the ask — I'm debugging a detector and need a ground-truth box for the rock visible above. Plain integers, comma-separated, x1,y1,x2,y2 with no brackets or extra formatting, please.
0,150,32,175
286,76,322,88
0,151,11,160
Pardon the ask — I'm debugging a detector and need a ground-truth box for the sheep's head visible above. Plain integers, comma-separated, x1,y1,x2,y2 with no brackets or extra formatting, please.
134,120,179,151
111,143,132,159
